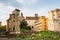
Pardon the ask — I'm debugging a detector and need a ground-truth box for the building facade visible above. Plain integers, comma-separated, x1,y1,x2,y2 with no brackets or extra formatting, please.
33,16,48,32
48,9,60,32
26,14,39,30
6,9,40,33
6,9,25,34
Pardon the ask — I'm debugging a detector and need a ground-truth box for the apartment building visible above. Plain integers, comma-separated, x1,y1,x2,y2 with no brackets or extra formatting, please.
33,16,48,32
26,14,39,30
48,9,60,32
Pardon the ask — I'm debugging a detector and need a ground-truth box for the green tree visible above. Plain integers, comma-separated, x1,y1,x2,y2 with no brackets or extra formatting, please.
20,19,28,29
0,26,6,32
0,28,2,32
2,26,6,32
20,19,31,31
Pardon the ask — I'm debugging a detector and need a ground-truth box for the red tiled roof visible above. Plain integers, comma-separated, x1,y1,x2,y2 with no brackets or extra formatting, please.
18,16,25,18
26,16,39,20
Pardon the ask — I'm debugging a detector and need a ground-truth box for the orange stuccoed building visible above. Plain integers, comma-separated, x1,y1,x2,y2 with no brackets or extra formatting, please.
33,16,48,32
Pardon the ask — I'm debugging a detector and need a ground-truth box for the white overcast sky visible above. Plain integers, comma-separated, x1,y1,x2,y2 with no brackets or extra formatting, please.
0,0,60,25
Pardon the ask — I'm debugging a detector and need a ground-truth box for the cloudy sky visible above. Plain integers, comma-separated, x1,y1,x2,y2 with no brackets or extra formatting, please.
0,0,60,25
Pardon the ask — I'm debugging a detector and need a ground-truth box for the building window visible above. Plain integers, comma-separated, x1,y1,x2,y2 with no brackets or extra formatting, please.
9,28,11,31
45,22,46,24
17,14,19,16
13,14,15,18
59,23,60,28
54,20,58,23
53,14,55,16
13,20,15,22
45,25,46,27
58,16,60,18
44,19,46,21
13,16,15,18
13,27,15,31
44,28,46,30
32,26,33,28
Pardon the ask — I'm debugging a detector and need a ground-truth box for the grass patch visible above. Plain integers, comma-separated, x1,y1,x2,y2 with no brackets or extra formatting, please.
16,30,60,40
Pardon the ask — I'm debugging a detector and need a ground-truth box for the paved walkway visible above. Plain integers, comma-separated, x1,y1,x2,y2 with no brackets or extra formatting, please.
0,38,16,40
